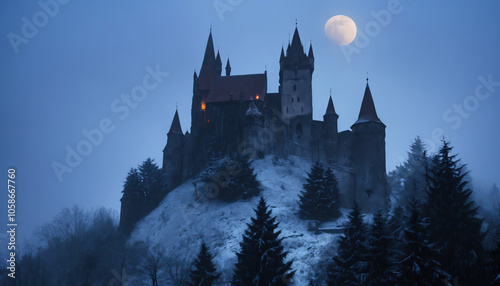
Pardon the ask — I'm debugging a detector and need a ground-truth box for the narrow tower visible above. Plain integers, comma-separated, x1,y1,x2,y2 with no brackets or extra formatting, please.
350,80,388,210
279,27,314,120
279,26,314,156
163,110,185,192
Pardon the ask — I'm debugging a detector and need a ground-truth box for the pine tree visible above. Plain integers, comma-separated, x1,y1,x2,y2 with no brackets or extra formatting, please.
119,168,145,234
233,197,294,285
424,140,486,284
299,164,341,221
365,210,393,286
491,237,500,285
203,155,261,202
327,202,368,285
225,155,261,201
393,199,449,285
138,158,163,209
299,162,324,219
189,242,221,286
388,136,428,206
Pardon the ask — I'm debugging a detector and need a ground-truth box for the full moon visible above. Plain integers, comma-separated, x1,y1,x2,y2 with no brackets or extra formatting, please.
324,15,357,46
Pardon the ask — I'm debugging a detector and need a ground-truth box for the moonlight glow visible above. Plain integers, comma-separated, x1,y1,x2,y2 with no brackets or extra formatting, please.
324,15,357,46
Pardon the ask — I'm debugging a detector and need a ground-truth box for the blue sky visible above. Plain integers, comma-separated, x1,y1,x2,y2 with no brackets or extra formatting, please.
1,0,499,247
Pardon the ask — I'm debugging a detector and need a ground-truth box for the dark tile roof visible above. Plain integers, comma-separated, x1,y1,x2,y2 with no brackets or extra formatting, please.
206,73,267,103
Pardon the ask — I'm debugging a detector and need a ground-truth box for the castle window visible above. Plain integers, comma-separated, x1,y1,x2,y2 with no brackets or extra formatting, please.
291,97,294,103
293,85,296,91
286,107,288,113
201,101,206,111
301,106,303,112
297,96,300,102
296,123,303,139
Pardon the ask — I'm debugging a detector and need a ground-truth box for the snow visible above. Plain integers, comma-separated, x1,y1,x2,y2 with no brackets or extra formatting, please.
130,155,351,285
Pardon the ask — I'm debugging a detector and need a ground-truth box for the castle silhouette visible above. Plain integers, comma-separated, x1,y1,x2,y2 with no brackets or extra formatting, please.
162,27,389,210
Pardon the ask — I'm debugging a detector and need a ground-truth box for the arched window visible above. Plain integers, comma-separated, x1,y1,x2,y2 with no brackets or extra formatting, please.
297,96,300,102
296,123,303,139
293,85,296,91
301,106,303,112
286,106,289,113
291,97,294,103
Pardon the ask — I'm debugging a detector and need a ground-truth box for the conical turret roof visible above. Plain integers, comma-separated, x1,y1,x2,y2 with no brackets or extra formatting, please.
168,110,183,135
355,82,382,124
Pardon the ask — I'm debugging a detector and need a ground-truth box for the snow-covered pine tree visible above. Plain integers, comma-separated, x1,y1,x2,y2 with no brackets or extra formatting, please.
393,199,449,284
424,140,486,284
202,155,261,202
226,154,261,200
232,197,294,285
319,168,342,220
299,163,341,221
298,162,324,220
365,210,394,286
189,242,221,286
327,202,369,285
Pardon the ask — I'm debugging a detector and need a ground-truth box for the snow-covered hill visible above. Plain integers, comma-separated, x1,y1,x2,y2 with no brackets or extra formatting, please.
131,155,351,285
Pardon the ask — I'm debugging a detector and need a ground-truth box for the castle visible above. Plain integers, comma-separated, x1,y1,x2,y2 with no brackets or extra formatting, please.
162,27,389,211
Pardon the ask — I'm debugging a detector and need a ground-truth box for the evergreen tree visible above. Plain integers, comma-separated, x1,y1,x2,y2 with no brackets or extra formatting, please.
138,158,163,209
189,242,221,286
393,199,449,285
121,168,144,202
299,162,324,219
327,202,369,285
388,136,428,206
119,168,145,234
424,141,486,284
299,163,341,221
203,155,261,202
365,210,393,286
225,155,261,201
491,237,500,285
233,197,294,285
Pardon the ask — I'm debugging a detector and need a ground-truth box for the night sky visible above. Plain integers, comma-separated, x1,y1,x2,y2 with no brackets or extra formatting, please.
1,1,499,248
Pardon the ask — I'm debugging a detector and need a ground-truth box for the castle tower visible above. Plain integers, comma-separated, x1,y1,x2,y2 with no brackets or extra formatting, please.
350,80,388,211
279,27,314,120
163,110,185,191
323,95,339,142
242,100,265,157
191,31,216,136
279,27,314,156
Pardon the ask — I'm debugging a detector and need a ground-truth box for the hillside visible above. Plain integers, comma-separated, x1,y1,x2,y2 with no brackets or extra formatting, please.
130,155,353,285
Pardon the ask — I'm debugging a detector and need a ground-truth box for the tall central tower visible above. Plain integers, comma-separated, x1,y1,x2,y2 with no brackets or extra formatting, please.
279,27,314,120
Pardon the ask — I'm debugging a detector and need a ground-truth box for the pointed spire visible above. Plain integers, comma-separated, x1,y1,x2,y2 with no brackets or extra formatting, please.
280,46,285,62
325,96,338,116
215,50,222,76
216,50,221,64
193,70,197,79
168,110,183,135
355,80,381,124
308,42,314,58
198,30,217,89
225,58,231,76
202,31,215,67
290,26,304,52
